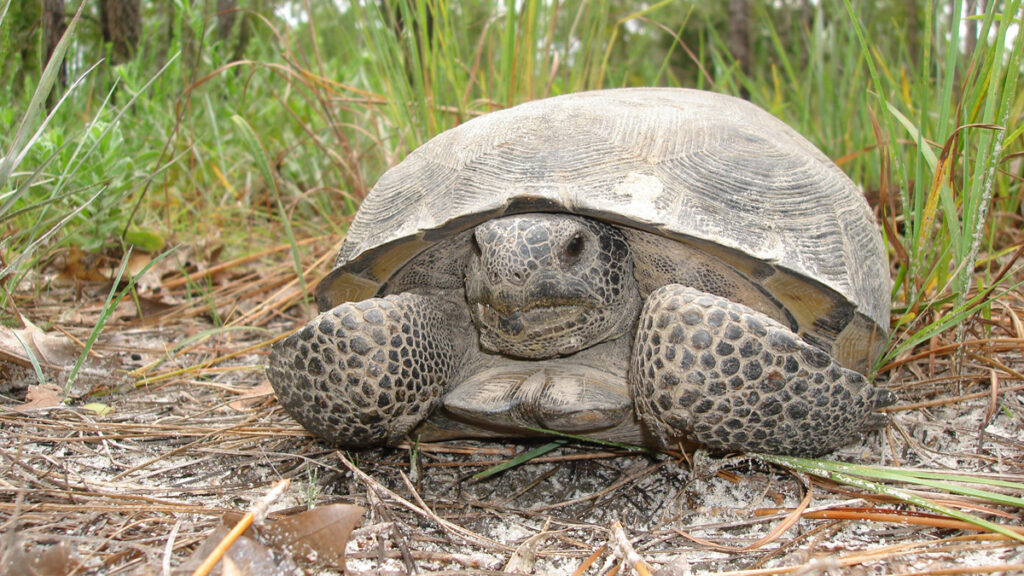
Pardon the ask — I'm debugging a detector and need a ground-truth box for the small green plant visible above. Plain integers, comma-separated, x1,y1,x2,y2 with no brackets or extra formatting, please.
304,462,321,509
0,3,176,299
758,453,1024,543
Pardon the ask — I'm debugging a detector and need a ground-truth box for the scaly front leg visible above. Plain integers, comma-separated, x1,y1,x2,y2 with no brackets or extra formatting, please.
268,293,469,448
630,285,893,456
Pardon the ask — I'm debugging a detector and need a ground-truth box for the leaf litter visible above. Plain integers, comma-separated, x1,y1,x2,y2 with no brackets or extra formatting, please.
0,242,1023,575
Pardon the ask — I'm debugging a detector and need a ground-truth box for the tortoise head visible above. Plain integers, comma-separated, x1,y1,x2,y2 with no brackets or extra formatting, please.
465,214,641,359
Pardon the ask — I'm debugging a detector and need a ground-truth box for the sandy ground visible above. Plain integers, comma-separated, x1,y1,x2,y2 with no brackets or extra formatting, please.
1,268,1023,575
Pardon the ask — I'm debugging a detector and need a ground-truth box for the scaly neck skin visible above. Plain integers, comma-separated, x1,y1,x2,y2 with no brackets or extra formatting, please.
465,213,641,359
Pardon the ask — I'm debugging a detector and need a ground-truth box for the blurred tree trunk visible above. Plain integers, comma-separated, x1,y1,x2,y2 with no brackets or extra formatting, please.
905,0,920,68
42,0,67,87
217,0,238,39
1,3,41,98
728,0,752,99
964,0,980,62
216,0,253,62
99,0,141,64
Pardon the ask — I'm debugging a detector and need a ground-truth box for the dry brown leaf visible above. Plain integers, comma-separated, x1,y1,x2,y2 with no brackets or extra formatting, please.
126,250,155,278
56,246,108,283
174,525,297,576
227,382,277,412
0,318,80,371
17,383,66,412
180,504,364,574
504,531,553,573
0,317,120,398
0,537,81,576
259,503,365,569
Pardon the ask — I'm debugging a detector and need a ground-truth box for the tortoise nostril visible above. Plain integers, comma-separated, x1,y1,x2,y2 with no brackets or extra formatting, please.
512,270,524,283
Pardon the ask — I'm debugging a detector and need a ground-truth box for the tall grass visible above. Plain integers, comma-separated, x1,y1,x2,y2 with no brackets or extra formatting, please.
351,0,678,151
847,0,1024,365
2,0,1022,368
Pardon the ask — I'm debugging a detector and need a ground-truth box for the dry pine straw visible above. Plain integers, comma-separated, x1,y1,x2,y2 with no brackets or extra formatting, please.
1,254,1023,575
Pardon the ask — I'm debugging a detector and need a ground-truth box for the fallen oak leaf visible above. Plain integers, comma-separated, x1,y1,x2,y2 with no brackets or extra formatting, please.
191,504,365,574
16,384,65,412
56,246,108,283
0,316,122,398
190,479,291,576
258,503,365,568
174,524,296,576
0,319,79,372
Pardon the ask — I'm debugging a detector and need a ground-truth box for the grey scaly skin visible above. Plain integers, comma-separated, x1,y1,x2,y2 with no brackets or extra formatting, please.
267,214,893,455
465,215,640,359
268,294,470,447
630,285,894,455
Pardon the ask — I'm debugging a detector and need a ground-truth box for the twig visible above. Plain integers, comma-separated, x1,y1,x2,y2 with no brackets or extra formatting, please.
162,519,181,576
673,470,814,552
337,451,513,552
571,544,607,576
610,520,652,576
531,459,672,512
375,477,418,574
160,237,323,290
190,478,290,576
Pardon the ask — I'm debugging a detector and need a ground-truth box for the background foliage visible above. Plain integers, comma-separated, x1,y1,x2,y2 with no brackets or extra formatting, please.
1,0,1022,369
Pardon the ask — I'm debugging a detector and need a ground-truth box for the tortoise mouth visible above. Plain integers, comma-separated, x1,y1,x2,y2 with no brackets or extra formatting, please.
472,301,598,359
474,301,590,334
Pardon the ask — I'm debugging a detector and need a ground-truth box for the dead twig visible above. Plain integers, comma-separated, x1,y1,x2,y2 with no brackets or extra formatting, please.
337,451,513,553
610,520,653,576
190,478,290,576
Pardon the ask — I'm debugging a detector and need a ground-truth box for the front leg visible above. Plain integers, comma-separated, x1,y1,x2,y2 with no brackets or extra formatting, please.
630,285,894,456
267,293,469,448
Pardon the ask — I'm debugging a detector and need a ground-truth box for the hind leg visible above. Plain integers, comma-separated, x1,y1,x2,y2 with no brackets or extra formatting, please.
630,285,893,456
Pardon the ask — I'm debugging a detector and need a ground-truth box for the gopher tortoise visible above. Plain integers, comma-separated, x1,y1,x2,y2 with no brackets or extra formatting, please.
267,88,893,457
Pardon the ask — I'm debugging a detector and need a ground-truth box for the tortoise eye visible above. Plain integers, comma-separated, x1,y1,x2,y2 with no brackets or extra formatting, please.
561,232,586,267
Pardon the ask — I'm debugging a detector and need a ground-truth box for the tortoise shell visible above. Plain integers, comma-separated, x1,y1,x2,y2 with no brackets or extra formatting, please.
316,88,889,373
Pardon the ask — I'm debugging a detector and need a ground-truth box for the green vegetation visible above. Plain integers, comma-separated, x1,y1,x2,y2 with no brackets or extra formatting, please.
758,452,1024,543
1,0,1022,361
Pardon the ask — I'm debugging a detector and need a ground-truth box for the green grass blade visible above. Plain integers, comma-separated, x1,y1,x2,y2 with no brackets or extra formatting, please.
231,114,306,297
65,247,146,392
5,61,103,189
0,2,85,185
0,186,105,282
10,329,48,388
884,102,938,170
473,439,567,480
758,453,1024,543
769,456,1024,509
